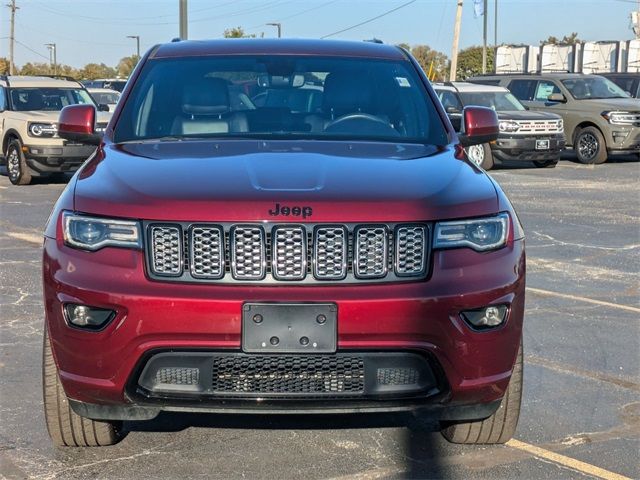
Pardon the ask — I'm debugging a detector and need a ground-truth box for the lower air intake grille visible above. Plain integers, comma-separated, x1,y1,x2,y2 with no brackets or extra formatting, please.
211,355,365,395
156,367,199,386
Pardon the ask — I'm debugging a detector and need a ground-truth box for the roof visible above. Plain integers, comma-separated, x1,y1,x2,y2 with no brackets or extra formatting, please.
472,72,607,80
151,38,406,61
433,82,508,93
1,75,81,88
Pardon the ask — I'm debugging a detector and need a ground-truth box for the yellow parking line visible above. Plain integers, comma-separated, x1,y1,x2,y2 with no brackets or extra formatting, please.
506,439,632,480
526,287,640,314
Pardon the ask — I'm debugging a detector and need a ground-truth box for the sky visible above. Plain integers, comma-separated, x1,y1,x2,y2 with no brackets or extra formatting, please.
1,0,638,69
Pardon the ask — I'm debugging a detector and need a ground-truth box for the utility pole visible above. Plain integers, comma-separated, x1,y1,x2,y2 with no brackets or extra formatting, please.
482,0,488,73
7,0,18,75
266,22,282,38
45,43,56,75
494,0,498,47
450,0,463,81
179,0,188,40
127,35,140,59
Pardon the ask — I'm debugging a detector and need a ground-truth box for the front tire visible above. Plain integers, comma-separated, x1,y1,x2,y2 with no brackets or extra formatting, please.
465,143,494,170
6,139,33,185
575,127,607,164
533,159,558,168
42,325,123,447
441,338,523,444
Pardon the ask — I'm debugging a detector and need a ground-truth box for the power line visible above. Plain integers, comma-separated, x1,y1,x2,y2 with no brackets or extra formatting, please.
321,0,418,39
14,39,50,61
246,0,342,31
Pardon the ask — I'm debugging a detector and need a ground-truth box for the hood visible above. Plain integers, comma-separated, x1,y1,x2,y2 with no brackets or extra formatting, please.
497,110,561,121
73,140,499,223
14,111,60,122
576,97,640,111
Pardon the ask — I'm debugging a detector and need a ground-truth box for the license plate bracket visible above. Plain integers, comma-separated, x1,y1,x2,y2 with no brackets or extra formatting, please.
535,139,550,150
242,303,337,353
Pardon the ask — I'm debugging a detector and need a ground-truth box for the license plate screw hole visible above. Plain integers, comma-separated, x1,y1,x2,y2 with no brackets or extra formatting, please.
316,314,327,324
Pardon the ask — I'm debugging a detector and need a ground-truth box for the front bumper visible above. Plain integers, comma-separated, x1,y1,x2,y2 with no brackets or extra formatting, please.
492,134,565,162
604,127,640,153
43,236,525,420
24,143,96,175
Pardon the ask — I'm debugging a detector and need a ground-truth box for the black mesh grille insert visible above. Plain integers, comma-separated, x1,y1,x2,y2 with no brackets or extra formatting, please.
210,355,365,396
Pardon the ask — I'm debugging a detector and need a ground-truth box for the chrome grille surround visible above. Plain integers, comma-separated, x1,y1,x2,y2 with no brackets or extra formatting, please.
190,225,224,279
313,226,347,280
272,226,307,280
395,225,427,276
231,225,266,280
149,225,182,276
145,222,430,284
354,226,388,279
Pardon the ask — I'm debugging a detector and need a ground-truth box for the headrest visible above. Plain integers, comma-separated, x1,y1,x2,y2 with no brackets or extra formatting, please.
322,72,374,116
182,77,229,115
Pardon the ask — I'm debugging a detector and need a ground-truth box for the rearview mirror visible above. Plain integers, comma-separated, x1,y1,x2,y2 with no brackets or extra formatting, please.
457,106,499,148
58,104,102,145
547,93,566,103
445,105,461,115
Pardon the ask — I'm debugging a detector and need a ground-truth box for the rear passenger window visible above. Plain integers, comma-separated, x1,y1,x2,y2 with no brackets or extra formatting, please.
534,81,560,101
508,80,536,101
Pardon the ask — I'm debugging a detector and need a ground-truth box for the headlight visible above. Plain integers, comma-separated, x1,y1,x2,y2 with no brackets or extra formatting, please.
601,111,640,126
28,122,58,137
498,120,519,133
433,213,509,251
63,212,141,251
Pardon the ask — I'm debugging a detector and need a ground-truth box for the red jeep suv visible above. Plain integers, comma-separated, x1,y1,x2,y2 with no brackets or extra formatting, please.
42,39,525,447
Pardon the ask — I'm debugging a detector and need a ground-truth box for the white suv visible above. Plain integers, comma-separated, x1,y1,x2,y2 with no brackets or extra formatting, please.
0,75,109,185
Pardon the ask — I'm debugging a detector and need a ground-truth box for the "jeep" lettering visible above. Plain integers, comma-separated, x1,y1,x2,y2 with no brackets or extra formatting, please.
268,203,313,219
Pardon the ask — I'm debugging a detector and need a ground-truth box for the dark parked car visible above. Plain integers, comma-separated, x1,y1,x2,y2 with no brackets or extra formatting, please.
434,82,565,169
43,39,525,447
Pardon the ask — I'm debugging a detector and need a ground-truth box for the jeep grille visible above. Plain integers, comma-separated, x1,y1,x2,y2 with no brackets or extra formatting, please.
146,222,429,284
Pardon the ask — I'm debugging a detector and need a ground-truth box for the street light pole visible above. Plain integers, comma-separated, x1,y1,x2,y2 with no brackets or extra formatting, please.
127,35,140,59
45,43,56,75
266,22,282,38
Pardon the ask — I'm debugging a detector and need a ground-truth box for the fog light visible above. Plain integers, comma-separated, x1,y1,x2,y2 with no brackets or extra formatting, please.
64,303,115,330
461,305,508,329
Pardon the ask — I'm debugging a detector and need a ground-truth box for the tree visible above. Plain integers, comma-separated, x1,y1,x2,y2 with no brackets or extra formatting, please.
542,33,580,45
456,46,494,80
19,62,54,76
410,45,448,81
79,63,117,80
223,27,255,39
117,55,139,78
0,57,9,75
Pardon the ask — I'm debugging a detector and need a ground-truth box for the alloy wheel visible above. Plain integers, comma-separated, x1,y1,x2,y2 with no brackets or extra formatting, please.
466,145,485,167
7,148,20,181
578,133,598,161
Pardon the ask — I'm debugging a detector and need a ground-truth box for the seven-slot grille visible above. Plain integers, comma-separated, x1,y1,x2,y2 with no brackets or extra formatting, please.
146,222,429,284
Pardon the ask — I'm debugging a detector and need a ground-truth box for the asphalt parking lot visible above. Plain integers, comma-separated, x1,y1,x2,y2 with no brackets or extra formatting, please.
0,157,638,480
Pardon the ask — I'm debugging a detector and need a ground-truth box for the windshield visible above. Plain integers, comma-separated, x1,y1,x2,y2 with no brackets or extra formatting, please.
458,91,525,111
9,88,95,111
113,55,447,145
91,91,120,104
561,77,629,100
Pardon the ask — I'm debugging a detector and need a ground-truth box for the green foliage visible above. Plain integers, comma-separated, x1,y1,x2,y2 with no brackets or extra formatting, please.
79,63,117,80
410,45,449,81
0,57,9,75
117,55,139,78
223,27,256,39
542,33,580,45
456,46,494,80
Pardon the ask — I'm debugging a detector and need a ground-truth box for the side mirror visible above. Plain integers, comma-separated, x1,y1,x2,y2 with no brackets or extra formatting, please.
457,106,499,148
97,103,110,112
547,93,566,103
58,104,102,145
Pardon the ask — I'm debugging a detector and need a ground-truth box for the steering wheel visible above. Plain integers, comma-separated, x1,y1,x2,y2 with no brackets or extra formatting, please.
323,113,399,136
